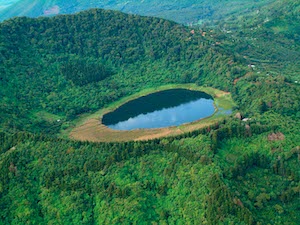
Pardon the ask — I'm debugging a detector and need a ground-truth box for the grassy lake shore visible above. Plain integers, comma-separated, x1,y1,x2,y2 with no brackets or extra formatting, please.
66,84,235,142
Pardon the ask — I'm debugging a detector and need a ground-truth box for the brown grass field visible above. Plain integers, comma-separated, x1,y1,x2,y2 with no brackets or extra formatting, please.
68,84,235,142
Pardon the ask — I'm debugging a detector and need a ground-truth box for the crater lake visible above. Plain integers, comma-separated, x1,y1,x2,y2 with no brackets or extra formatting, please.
102,89,215,130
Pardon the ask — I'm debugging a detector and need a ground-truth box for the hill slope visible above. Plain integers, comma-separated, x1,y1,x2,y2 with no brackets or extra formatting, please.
215,0,300,76
0,9,243,134
1,117,299,224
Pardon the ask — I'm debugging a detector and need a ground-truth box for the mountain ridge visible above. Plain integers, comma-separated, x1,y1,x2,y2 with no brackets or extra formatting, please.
0,0,277,24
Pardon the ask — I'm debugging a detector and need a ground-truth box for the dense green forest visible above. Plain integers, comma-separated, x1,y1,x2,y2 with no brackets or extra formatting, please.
0,118,299,224
0,2,299,224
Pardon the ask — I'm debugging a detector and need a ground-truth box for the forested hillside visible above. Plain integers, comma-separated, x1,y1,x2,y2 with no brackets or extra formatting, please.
1,117,299,224
213,0,300,78
0,5,299,225
0,8,246,134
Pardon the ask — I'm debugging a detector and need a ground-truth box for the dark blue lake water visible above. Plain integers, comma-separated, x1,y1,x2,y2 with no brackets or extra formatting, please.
102,89,215,130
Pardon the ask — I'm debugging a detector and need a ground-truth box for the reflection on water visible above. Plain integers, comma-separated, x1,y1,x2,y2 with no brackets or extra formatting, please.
107,98,215,130
102,89,213,125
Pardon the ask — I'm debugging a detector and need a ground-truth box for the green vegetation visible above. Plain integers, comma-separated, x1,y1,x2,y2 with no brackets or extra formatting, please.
60,58,114,86
1,117,299,224
211,0,300,81
0,2,299,224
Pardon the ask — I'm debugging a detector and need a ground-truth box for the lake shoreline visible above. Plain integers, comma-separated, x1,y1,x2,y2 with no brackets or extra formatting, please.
67,84,235,142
